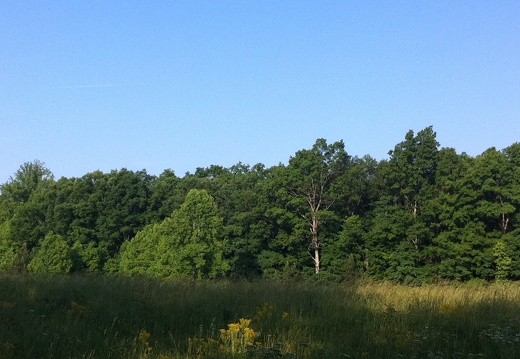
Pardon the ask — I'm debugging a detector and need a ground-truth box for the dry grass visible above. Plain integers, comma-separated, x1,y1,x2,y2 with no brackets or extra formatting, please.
356,279,520,312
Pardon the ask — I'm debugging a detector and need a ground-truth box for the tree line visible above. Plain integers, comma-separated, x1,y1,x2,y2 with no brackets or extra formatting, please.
1,126,519,283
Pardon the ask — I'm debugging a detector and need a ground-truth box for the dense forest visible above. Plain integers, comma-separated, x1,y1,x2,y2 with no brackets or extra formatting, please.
1,126,519,284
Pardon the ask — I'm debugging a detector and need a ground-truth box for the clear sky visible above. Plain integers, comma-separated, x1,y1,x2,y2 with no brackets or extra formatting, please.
1,1,519,182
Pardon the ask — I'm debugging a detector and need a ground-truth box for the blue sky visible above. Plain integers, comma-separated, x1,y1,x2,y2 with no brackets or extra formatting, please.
1,1,519,181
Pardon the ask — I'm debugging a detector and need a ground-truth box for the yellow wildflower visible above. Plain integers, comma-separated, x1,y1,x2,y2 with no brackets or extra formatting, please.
228,323,240,333
138,329,151,343
239,318,252,329
220,318,260,354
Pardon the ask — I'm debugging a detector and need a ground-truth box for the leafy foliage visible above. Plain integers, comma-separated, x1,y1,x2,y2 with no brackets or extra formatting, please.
1,130,520,282
119,189,229,279
27,232,73,274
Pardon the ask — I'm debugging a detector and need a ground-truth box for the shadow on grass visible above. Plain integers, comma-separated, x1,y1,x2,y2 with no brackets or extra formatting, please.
0,274,519,358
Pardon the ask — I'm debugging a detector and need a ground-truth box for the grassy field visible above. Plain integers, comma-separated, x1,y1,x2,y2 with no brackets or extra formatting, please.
1,274,519,359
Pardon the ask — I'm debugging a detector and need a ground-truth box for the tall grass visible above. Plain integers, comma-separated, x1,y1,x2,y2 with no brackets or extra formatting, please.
1,274,519,358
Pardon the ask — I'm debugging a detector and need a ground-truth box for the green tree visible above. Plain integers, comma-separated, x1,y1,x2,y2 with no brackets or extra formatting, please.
272,139,350,274
1,161,55,257
164,189,228,279
27,232,73,273
0,160,53,203
333,155,378,218
257,200,308,278
426,148,472,280
441,147,520,280
384,126,439,250
0,220,16,271
462,148,516,235
119,189,229,279
503,143,520,235
201,163,272,277
367,127,439,282
101,169,152,253
147,169,185,222
118,222,164,276
494,240,512,281
71,241,109,272
319,155,378,279
326,215,367,280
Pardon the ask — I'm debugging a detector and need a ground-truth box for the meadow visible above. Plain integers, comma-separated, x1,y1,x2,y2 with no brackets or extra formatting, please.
1,274,519,359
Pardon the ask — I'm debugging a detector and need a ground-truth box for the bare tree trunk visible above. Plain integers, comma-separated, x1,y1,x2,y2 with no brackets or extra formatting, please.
502,212,509,234
314,246,320,273
411,200,420,250
311,212,320,273
500,197,510,234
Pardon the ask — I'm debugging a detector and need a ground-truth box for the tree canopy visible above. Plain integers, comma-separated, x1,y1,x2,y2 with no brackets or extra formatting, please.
1,128,519,283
